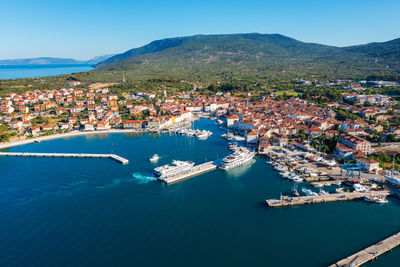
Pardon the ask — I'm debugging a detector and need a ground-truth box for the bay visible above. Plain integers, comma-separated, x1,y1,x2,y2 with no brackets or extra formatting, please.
0,119,399,266
0,64,94,79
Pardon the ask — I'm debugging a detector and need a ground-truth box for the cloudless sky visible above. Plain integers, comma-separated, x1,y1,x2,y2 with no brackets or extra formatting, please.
1,0,399,60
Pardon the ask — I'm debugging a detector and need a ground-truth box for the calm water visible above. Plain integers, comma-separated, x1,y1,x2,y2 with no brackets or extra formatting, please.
0,64,94,79
0,119,399,266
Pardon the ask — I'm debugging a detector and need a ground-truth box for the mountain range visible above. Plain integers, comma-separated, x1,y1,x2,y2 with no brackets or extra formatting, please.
0,54,115,66
93,33,400,81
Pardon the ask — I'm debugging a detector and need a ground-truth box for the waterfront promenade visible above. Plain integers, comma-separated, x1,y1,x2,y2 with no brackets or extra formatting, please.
266,191,390,207
0,129,146,150
158,161,218,184
0,152,129,164
330,231,400,267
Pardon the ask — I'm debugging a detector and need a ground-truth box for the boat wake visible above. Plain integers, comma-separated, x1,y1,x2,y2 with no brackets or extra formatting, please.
132,172,157,184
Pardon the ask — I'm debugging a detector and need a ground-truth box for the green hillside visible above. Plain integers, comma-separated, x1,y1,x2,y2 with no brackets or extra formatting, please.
92,33,400,82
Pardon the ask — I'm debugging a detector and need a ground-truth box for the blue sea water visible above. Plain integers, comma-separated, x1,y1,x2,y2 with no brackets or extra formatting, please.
0,64,94,79
0,119,399,266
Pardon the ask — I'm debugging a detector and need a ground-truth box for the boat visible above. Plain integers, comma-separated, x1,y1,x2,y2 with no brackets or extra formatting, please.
154,160,195,178
220,148,256,170
375,197,388,204
353,183,369,193
385,174,400,187
334,181,342,186
364,195,376,202
228,142,238,150
302,188,318,196
319,189,328,195
293,177,303,183
149,154,159,162
34,140,41,143
196,132,209,139
335,187,344,193
384,156,400,187
312,183,324,188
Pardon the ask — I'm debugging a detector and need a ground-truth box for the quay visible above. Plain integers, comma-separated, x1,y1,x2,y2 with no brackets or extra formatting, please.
330,231,400,267
0,152,129,164
158,161,218,184
265,191,390,207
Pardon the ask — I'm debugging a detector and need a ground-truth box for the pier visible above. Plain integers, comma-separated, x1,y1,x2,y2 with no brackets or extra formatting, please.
265,191,390,207
158,161,218,184
330,231,400,267
0,152,129,164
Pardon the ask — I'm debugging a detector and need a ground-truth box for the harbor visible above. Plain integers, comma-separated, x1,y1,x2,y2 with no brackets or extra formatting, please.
266,190,390,207
0,152,129,164
330,231,400,267
157,161,218,184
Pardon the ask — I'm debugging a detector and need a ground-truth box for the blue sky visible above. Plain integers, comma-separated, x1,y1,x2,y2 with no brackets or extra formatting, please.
1,0,399,60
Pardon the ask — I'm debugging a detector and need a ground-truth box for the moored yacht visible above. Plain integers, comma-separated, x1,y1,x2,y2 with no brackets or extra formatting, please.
220,148,256,170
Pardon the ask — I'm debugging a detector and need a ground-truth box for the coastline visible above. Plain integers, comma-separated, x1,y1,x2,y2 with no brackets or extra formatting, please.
0,129,145,150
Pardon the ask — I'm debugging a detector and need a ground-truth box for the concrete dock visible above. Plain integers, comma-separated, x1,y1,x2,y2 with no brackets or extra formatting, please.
0,152,129,164
330,231,400,267
266,191,390,207
158,161,218,184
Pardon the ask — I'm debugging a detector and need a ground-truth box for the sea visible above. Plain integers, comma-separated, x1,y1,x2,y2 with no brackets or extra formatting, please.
0,64,94,79
0,119,399,266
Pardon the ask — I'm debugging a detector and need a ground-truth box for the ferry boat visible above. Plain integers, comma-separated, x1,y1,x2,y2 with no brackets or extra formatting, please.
154,160,195,178
149,154,159,162
220,148,256,170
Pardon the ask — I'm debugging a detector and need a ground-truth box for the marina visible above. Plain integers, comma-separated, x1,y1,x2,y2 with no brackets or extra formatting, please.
266,190,390,207
330,231,400,267
0,118,399,266
0,152,129,164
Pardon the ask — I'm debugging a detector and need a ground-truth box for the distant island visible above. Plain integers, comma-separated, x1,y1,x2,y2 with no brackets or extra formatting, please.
0,54,115,66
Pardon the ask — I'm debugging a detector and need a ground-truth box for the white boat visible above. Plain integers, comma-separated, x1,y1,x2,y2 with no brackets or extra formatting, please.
319,189,328,195
385,174,400,187
302,188,318,196
335,187,344,193
228,142,238,150
293,177,303,183
375,197,388,204
220,148,256,170
353,183,369,193
149,154,159,162
312,183,324,188
197,132,209,139
334,181,342,186
154,160,195,178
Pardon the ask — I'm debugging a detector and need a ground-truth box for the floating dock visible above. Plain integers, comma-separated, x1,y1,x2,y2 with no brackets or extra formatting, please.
330,231,400,267
265,191,390,207
158,161,218,184
0,152,129,164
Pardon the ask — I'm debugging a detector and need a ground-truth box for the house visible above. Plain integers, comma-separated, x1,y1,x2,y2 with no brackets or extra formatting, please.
123,120,143,129
335,134,372,158
225,115,239,127
31,126,41,135
356,158,380,173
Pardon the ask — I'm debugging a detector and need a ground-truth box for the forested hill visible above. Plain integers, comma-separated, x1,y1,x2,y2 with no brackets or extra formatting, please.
94,33,400,81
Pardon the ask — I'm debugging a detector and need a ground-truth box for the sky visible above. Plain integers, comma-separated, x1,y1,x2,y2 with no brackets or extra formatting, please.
1,0,399,60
